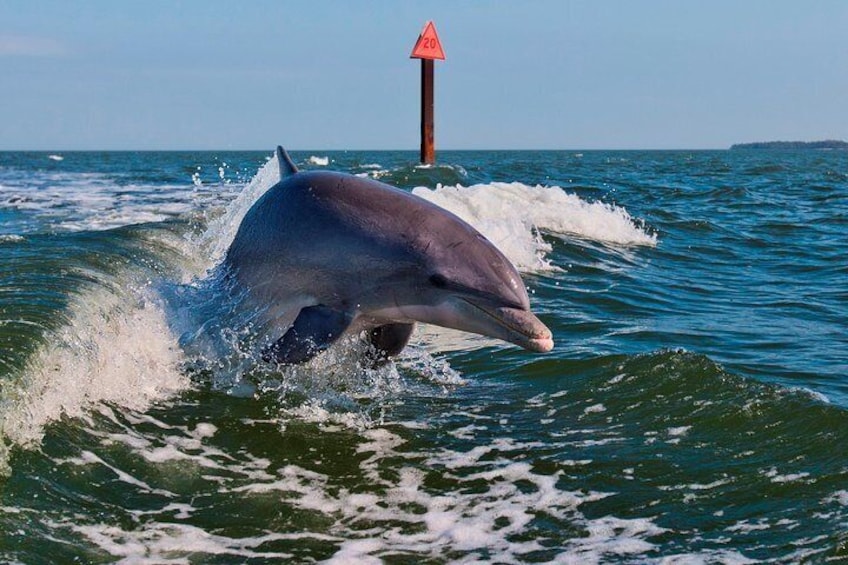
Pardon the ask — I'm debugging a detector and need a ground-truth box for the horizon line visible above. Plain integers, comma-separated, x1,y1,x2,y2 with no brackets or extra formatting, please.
0,147,733,153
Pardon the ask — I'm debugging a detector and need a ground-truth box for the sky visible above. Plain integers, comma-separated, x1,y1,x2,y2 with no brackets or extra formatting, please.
1,1,847,150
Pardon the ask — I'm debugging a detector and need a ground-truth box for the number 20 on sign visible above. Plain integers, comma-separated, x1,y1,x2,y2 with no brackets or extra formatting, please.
410,21,445,60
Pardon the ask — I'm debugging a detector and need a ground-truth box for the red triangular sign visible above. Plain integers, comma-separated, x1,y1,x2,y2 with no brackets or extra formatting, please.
410,21,445,60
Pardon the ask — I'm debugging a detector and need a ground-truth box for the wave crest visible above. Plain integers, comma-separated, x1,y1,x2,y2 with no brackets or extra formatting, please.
413,182,657,272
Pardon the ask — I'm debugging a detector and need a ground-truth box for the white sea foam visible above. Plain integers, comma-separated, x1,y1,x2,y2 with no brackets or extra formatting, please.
668,426,692,437
47,154,63,161
307,155,330,166
0,284,189,472
35,403,672,563
659,477,732,493
726,520,772,533
57,521,300,562
413,181,657,272
62,450,174,496
825,490,848,506
37,378,666,563
583,403,607,415
46,374,798,563
762,467,811,484
659,550,758,564
0,170,233,234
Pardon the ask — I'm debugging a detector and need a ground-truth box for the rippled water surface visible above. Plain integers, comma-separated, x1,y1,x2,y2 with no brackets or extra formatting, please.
0,149,846,562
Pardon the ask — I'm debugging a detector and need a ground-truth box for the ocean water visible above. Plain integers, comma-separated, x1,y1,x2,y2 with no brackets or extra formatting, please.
0,149,845,563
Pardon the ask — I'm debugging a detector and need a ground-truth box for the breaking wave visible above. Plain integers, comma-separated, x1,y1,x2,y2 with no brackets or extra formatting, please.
414,181,657,272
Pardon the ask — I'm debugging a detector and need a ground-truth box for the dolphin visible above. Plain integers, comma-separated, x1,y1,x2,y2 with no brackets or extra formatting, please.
223,146,553,365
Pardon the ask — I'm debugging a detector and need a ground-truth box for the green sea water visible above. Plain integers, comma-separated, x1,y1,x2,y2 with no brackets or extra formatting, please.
0,149,845,562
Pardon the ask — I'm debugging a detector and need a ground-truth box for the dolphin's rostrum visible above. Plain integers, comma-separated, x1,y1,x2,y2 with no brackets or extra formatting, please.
224,147,553,365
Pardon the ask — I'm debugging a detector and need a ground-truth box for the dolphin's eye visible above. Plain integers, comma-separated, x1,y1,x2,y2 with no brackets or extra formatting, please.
429,274,448,288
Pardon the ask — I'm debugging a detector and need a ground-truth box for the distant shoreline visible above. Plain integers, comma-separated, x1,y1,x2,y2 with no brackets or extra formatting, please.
730,140,848,150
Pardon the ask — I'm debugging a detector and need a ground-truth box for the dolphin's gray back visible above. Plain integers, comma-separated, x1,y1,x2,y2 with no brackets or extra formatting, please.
227,171,422,290
276,146,298,180
225,169,452,323
226,169,521,310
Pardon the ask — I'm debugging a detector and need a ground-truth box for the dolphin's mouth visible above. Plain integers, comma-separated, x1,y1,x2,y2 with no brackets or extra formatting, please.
462,299,554,353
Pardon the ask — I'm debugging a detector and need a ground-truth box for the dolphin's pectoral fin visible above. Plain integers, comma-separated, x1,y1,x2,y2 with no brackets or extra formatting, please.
262,305,352,365
366,323,415,364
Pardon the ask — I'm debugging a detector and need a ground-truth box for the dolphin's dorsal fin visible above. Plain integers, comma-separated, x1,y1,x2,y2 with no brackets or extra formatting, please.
276,146,299,180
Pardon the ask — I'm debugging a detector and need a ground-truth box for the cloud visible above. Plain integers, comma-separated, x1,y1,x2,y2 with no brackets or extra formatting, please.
0,35,68,57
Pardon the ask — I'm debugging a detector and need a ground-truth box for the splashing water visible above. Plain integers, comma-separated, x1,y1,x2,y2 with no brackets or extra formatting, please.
0,149,845,563
414,182,656,272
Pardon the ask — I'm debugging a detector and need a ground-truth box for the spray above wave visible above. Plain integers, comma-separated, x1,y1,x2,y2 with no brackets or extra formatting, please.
307,155,330,166
194,154,281,274
1,286,187,441
413,182,657,272
0,227,199,474
0,282,189,474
